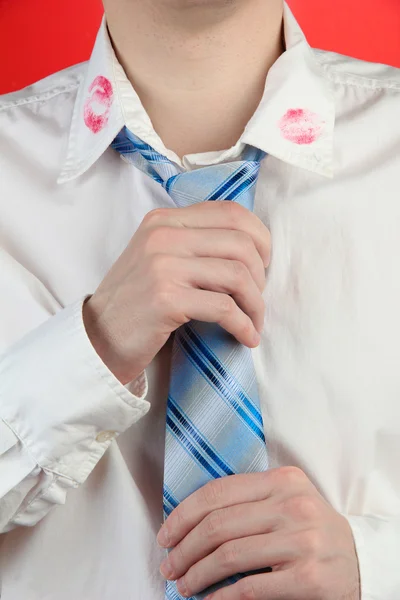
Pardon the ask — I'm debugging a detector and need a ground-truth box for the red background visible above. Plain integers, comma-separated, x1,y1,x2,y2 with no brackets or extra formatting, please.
1,0,400,95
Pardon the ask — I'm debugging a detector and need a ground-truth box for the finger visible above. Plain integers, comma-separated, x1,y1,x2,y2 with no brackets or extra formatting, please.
166,499,279,579
181,257,265,333
158,468,308,548
188,229,267,292
175,533,296,597
146,227,267,292
177,288,260,348
144,202,271,268
204,571,300,600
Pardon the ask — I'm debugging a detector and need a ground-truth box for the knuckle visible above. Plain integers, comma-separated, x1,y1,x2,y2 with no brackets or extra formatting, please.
297,529,323,555
237,230,254,253
142,207,168,226
223,200,246,224
204,509,224,540
152,283,177,318
199,478,224,509
171,541,186,567
276,466,307,486
231,260,248,284
174,505,186,529
237,578,257,600
284,495,319,521
217,541,238,570
153,291,176,318
218,295,235,320
169,505,186,535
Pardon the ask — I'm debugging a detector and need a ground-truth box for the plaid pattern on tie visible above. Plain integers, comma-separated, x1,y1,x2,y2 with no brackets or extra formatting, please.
112,127,269,600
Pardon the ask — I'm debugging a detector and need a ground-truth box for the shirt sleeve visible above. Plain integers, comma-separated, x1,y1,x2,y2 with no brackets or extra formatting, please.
347,515,400,599
0,297,150,533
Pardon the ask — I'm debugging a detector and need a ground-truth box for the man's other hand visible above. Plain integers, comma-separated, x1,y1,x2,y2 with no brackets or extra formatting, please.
157,467,360,600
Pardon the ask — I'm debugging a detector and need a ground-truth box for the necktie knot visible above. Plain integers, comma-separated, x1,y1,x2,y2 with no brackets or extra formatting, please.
112,126,266,209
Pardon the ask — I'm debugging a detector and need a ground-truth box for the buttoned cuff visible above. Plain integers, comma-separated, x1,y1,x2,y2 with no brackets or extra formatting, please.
0,298,150,485
347,514,400,600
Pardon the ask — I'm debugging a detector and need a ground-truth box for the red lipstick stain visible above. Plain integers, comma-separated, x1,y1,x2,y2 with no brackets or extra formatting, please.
278,108,325,145
84,75,114,134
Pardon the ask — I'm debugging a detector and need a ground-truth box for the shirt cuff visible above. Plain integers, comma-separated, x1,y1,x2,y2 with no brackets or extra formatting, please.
347,514,400,600
0,297,150,485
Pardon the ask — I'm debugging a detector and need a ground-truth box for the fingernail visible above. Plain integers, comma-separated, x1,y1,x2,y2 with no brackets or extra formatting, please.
253,331,261,346
204,595,214,600
160,558,173,579
177,576,188,596
157,527,170,547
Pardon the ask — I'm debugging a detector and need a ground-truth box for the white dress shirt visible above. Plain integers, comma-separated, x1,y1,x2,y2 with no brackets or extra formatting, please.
1,3,400,598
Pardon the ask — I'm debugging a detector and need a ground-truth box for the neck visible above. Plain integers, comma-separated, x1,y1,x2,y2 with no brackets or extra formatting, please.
104,0,284,157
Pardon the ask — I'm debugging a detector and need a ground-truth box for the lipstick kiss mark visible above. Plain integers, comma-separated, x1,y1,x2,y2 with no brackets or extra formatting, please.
278,108,325,145
84,75,114,134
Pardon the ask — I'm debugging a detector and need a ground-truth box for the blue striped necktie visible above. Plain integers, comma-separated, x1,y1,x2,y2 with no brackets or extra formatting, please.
112,127,269,600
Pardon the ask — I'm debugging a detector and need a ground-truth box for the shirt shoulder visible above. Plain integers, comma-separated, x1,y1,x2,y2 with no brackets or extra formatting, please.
0,61,86,113
312,47,400,91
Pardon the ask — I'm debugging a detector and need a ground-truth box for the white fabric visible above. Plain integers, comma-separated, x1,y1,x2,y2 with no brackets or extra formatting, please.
0,3,400,599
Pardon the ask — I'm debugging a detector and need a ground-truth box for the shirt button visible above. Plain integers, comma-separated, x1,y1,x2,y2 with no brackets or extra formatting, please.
96,430,116,443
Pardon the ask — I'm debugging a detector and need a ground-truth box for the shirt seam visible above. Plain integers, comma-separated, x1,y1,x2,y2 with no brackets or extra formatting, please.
0,80,82,112
314,55,400,91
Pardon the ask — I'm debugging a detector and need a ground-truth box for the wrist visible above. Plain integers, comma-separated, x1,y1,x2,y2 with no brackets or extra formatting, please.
82,297,138,385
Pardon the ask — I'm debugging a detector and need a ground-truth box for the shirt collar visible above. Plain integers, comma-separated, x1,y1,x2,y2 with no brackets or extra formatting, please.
57,2,335,185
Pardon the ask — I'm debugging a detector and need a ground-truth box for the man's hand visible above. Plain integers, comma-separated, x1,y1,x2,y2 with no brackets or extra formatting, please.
83,201,270,384
157,467,360,600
